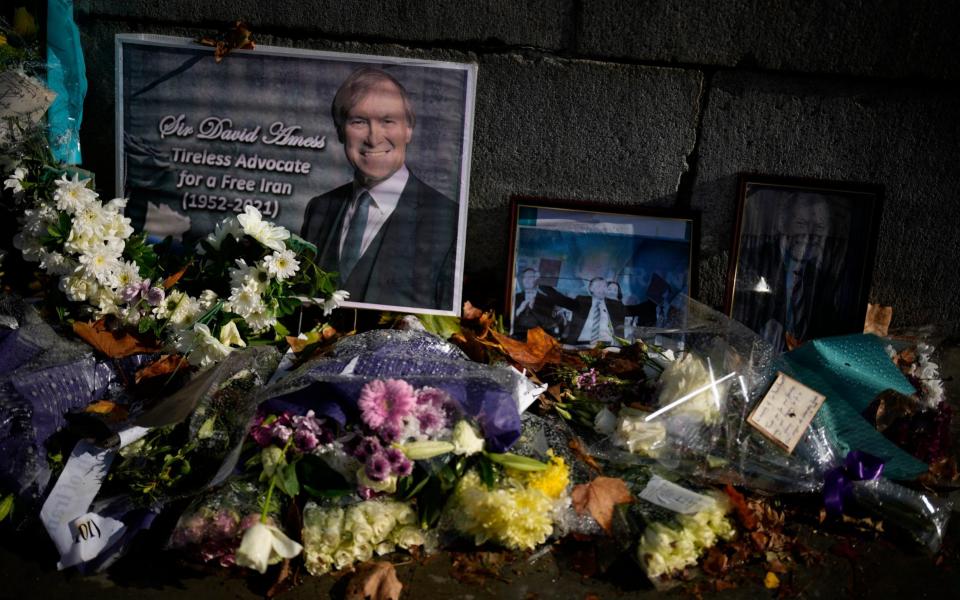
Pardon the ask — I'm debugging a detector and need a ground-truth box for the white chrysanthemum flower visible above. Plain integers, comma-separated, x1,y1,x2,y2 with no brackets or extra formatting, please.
237,205,289,252
198,289,219,310
245,309,277,333
198,216,243,254
155,290,200,327
115,260,143,290
71,204,109,237
323,290,350,315
54,173,98,213
227,282,264,318
229,259,270,294
262,249,300,281
78,247,122,288
39,252,76,276
4,167,26,193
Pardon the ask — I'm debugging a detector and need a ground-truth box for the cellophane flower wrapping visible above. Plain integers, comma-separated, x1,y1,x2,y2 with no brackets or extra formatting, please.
260,330,528,453
168,479,278,567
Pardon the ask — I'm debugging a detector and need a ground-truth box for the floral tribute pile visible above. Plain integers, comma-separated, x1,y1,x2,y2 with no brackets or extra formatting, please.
1,23,959,598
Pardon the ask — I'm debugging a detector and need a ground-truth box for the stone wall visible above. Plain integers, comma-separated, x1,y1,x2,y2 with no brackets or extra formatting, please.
73,0,960,326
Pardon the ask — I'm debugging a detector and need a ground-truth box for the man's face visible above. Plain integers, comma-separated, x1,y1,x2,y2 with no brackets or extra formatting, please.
589,279,607,299
521,270,538,290
783,203,830,263
343,82,413,187
605,282,619,299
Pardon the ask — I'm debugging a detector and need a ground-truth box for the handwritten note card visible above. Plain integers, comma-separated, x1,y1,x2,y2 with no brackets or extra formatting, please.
748,372,825,454
0,71,56,144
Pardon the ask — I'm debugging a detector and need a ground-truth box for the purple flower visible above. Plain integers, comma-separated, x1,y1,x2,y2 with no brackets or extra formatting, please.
210,510,238,539
271,423,293,443
120,284,141,303
364,452,392,482
358,379,416,431
294,428,319,452
378,421,403,443
353,436,382,460
416,386,451,409
384,447,413,477
146,286,166,307
358,486,375,500
576,368,599,389
414,403,447,436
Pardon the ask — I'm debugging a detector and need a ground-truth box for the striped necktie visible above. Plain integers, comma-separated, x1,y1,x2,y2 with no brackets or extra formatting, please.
589,301,602,343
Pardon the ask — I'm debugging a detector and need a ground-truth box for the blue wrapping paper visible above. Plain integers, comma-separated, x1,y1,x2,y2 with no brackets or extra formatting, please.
780,334,928,480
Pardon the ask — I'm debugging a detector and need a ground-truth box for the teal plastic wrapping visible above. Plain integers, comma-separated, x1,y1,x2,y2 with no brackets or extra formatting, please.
46,0,87,164
780,334,928,480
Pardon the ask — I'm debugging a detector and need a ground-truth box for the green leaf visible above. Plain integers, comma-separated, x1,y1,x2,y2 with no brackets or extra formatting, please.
295,454,348,498
138,317,155,334
400,473,431,501
0,494,14,522
416,314,462,339
276,462,300,497
417,477,445,529
286,233,318,256
478,455,497,489
484,452,548,472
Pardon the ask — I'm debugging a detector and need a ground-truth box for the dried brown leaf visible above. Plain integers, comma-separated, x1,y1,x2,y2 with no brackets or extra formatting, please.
568,438,603,474
450,551,508,585
723,485,758,530
571,476,634,533
489,327,563,372
162,263,190,289
345,561,403,600
135,354,189,383
73,320,162,358
863,303,893,336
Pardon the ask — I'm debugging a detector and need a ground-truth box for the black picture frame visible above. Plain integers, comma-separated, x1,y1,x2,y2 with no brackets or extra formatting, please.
505,196,700,347
724,174,883,352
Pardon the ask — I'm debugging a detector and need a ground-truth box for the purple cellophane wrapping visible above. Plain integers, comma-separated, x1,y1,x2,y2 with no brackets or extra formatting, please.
262,330,525,452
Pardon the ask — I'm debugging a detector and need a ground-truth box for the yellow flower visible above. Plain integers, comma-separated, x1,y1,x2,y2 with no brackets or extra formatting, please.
14,7,38,38
453,471,554,550
0,34,8,46
512,450,569,500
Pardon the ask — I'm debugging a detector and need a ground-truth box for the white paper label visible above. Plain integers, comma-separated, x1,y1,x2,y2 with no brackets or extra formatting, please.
58,512,127,569
639,475,716,515
747,371,825,454
39,427,150,569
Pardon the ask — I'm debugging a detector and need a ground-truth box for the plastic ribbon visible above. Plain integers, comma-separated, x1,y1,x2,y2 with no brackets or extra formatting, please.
823,450,885,517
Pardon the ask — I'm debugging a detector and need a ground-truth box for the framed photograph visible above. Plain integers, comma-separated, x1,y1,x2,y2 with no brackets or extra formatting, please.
116,34,477,315
725,174,883,353
505,197,699,347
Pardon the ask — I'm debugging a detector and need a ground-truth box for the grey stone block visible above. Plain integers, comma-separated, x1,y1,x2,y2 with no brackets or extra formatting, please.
578,0,960,81
690,71,960,326
75,0,572,50
467,54,703,276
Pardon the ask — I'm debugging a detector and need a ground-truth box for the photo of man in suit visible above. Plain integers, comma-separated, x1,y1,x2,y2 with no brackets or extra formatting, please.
300,67,457,310
732,195,850,353
541,277,658,346
512,268,561,339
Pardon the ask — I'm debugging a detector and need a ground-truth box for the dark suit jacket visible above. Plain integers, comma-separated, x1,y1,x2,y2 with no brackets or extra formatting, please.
732,240,845,350
540,286,656,344
300,172,457,310
512,291,560,338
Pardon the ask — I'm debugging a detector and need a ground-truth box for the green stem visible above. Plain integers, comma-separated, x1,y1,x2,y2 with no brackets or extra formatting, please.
260,437,294,524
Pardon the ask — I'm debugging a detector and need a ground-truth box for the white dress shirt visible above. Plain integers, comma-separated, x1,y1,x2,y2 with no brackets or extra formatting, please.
577,297,614,343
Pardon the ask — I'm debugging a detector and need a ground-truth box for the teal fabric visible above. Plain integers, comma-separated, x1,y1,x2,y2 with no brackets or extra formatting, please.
46,0,86,164
779,334,928,481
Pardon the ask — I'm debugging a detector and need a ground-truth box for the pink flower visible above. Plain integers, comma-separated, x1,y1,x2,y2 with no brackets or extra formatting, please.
414,403,447,436
358,379,416,431
416,386,451,409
